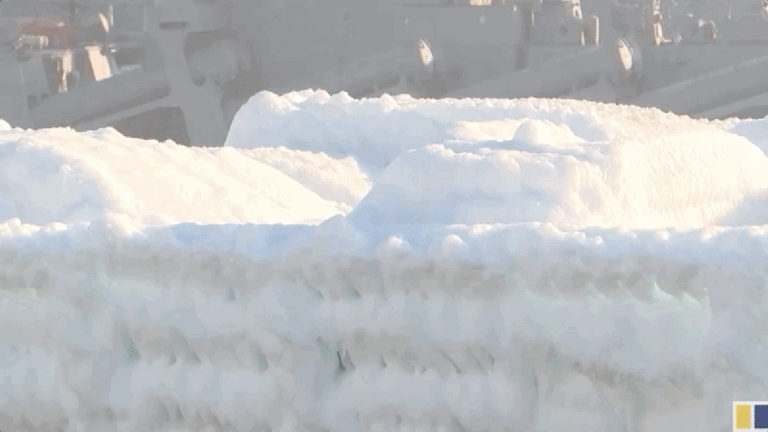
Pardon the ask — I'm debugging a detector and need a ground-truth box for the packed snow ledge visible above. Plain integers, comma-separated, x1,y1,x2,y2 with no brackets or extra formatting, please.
0,90,767,432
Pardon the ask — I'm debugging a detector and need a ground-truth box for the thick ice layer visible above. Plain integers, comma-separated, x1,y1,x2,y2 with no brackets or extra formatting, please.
228,90,768,229
3,97,768,432
0,127,343,225
0,218,766,432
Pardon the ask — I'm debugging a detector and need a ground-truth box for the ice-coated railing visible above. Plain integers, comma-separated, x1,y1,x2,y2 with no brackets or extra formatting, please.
0,218,766,432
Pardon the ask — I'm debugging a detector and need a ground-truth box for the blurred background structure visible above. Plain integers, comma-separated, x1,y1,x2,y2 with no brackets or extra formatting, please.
0,0,766,145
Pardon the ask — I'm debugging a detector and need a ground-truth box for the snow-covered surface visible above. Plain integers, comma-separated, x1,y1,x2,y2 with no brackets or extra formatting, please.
0,127,344,226
239,146,371,211
2,90,768,432
228,90,768,229
731,116,768,156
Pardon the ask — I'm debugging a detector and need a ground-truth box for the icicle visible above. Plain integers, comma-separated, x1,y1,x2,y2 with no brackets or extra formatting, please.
437,349,462,375
627,380,647,432
346,282,362,299
586,281,607,303
341,348,355,371
316,337,335,363
177,334,201,364
650,279,677,305
400,348,419,373
224,285,237,302
447,415,469,432
474,346,496,368
121,331,140,365
303,279,325,301
594,382,628,432
92,258,114,302
174,405,185,423
466,347,485,373
501,267,531,306
677,291,700,309
626,274,657,304
335,350,352,381
519,352,540,432
157,403,171,426
255,350,269,372
369,261,385,298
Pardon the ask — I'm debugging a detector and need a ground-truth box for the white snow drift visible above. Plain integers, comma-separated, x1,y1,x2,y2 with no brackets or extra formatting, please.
229,90,768,229
0,90,767,432
0,127,345,226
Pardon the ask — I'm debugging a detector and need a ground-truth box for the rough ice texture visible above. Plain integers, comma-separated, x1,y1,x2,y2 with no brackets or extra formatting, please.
0,219,766,432
2,91,768,432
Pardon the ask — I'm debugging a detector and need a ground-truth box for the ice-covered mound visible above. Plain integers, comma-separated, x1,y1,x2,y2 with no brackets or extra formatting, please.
227,92,768,230
349,116,768,229
731,115,768,156
0,127,343,225
225,90,615,173
226,90,449,172
240,146,372,211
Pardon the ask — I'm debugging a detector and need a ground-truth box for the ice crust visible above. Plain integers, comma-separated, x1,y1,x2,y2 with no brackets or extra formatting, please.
1,219,767,432
1,91,768,432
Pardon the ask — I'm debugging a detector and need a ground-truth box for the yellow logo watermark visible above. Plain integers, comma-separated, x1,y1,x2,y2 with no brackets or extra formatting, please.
734,402,768,431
